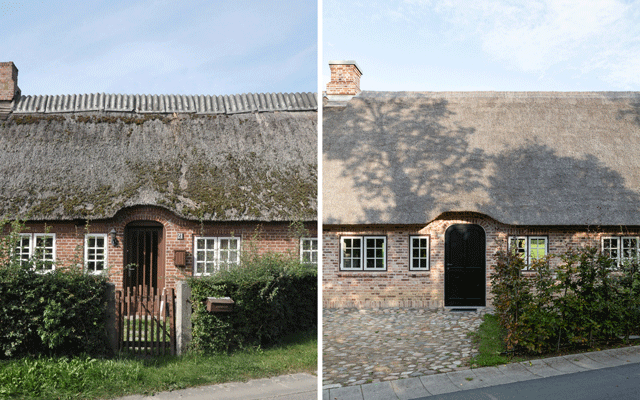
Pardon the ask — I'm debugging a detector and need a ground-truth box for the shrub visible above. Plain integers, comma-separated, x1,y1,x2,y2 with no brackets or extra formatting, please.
188,252,316,353
491,245,640,354
0,221,110,358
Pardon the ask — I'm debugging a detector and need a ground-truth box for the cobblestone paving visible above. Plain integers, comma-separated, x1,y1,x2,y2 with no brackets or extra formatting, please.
322,308,490,388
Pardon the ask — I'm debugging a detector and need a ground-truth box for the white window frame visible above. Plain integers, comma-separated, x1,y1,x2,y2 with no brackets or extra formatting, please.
508,236,548,269
603,236,639,268
193,236,240,276
340,236,386,271
300,237,318,266
33,233,56,272
409,235,430,271
85,234,108,275
15,233,32,268
14,233,56,272
508,236,528,264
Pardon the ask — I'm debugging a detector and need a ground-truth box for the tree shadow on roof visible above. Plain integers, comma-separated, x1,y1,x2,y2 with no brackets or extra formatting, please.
323,96,486,224
484,143,640,226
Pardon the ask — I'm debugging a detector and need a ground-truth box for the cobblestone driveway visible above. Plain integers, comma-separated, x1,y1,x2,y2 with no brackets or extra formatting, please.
322,308,490,388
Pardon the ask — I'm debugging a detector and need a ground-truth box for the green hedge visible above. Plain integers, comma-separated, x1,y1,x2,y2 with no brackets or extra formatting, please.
188,252,317,353
492,247,640,354
0,265,110,359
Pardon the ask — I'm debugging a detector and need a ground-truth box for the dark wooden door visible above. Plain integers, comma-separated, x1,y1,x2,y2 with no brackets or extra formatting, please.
124,224,164,292
444,224,486,307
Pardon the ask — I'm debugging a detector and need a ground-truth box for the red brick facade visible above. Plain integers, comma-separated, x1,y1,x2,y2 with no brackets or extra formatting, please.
323,213,637,309
12,206,316,292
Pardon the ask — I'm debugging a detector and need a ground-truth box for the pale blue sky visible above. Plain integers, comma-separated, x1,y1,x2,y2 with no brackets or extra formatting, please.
1,0,317,96
323,0,640,91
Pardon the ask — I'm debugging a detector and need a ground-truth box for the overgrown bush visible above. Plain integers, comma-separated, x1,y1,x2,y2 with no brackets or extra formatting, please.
0,221,110,358
492,246,640,355
188,251,317,353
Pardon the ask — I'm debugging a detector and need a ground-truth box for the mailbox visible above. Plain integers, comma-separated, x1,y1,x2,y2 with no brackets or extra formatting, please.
206,297,234,313
174,250,186,267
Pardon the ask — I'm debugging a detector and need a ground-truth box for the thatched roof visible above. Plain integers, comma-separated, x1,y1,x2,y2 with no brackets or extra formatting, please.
0,92,317,221
324,91,640,226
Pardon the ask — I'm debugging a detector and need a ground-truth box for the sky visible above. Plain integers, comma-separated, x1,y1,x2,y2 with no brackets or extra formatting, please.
323,0,640,91
0,0,317,96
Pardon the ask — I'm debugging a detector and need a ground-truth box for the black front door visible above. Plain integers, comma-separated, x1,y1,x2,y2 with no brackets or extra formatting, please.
124,222,164,293
444,224,486,307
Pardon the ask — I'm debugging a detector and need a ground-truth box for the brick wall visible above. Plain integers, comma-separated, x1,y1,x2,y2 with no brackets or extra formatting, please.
323,213,637,309
13,206,316,292
326,63,362,96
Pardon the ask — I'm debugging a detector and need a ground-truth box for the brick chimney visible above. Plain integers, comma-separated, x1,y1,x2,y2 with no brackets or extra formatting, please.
0,62,20,101
326,61,362,99
0,62,20,120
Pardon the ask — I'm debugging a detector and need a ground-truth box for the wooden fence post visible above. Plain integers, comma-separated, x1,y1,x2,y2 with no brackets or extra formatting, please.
104,283,118,354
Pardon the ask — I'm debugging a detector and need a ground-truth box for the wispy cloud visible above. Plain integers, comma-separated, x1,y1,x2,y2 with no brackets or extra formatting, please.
432,0,640,86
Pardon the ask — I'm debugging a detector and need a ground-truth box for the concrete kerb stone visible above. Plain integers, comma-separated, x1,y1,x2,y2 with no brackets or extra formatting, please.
560,353,607,370
471,366,519,386
418,374,461,395
390,377,430,400
327,385,364,400
445,369,487,390
542,355,589,374
495,362,539,382
582,350,628,368
606,346,640,363
519,358,565,378
360,382,398,400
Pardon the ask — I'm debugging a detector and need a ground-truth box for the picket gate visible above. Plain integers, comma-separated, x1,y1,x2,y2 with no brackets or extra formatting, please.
115,286,176,356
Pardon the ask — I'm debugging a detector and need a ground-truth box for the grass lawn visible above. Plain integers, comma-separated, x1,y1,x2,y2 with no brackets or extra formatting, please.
469,314,640,368
0,329,317,400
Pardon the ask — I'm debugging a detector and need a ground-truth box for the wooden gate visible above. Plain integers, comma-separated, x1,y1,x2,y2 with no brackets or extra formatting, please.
115,286,176,355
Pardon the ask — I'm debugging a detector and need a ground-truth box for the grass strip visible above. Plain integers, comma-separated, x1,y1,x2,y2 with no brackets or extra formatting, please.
468,314,513,368
0,330,316,400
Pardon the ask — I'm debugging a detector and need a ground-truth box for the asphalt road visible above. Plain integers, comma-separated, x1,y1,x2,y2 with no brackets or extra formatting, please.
411,362,640,400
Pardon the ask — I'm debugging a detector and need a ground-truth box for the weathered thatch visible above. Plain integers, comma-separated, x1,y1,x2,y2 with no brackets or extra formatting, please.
324,91,640,226
0,97,317,221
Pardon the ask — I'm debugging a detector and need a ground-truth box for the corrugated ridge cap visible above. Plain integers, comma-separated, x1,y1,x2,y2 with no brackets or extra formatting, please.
12,92,317,114
359,91,640,99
